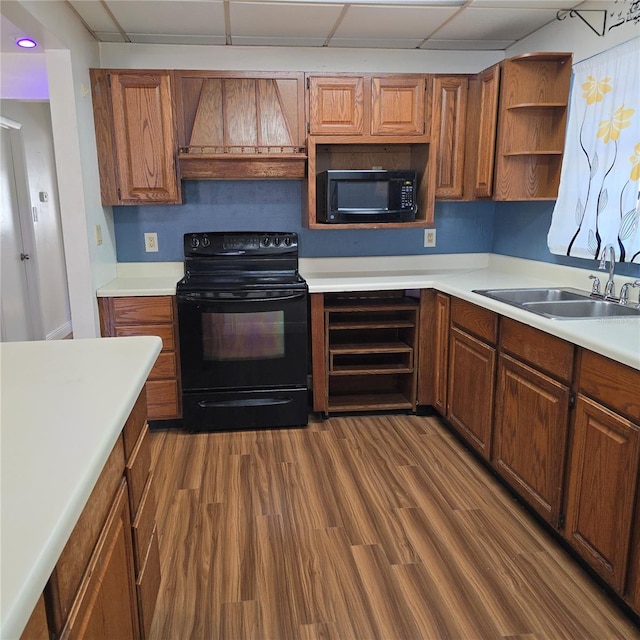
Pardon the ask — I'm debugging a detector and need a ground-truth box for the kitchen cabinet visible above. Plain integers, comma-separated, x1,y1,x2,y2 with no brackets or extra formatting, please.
306,73,435,229
174,71,306,179
307,74,428,137
90,70,181,206
493,319,574,526
99,296,181,420
433,76,468,199
464,64,500,199
493,52,572,200
446,298,498,459
311,291,420,416
60,481,139,640
564,350,640,595
20,594,48,640
428,291,450,414
40,385,160,639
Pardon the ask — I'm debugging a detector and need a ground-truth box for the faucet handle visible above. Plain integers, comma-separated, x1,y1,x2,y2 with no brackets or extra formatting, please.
588,274,601,295
620,280,640,306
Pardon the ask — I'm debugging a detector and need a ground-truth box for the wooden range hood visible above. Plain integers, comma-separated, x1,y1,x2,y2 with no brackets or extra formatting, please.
175,72,307,180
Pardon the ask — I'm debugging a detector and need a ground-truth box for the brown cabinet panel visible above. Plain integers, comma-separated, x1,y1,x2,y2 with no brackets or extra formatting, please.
465,64,500,198
447,326,496,459
565,395,640,592
371,76,425,136
60,481,138,640
500,317,574,384
450,297,498,345
578,350,640,423
20,594,49,640
494,353,570,524
132,474,157,571
90,70,181,206
126,423,152,517
99,296,181,420
308,76,365,135
433,76,468,199
123,387,148,460
137,526,161,640
433,292,450,415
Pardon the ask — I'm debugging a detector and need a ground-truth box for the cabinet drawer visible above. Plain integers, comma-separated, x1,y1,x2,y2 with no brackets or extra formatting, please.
126,423,151,516
115,323,175,352
111,296,174,324
500,318,574,384
147,380,180,420
132,472,157,572
451,297,498,345
149,350,177,380
137,525,161,640
123,387,147,461
51,437,125,624
579,350,640,423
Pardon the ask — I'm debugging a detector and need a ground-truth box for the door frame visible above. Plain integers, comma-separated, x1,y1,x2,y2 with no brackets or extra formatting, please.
1,115,45,340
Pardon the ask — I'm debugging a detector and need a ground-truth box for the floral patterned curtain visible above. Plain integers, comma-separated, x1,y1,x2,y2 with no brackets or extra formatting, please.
548,37,640,263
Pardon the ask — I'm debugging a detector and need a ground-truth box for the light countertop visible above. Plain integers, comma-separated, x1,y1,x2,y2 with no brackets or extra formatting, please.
0,336,162,640
95,254,640,371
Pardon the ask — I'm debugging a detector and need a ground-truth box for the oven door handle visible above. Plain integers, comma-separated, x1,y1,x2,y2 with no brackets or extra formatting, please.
179,291,307,303
198,397,294,408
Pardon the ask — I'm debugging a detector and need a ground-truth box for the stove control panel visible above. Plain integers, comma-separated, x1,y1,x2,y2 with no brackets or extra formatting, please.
184,232,298,256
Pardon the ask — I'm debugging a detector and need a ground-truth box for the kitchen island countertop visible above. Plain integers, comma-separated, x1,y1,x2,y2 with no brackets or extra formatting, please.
0,336,162,640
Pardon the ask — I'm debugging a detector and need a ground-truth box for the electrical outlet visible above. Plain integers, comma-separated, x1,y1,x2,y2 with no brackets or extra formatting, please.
95,224,103,246
424,228,436,248
144,232,159,253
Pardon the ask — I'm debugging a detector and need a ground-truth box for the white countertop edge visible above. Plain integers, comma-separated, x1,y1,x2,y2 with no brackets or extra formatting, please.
1,336,162,640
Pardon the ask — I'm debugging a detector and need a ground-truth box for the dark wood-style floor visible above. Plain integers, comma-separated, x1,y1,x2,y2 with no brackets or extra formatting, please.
148,413,640,640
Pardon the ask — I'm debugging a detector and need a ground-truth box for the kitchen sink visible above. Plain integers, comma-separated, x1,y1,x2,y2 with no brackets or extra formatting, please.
473,287,640,320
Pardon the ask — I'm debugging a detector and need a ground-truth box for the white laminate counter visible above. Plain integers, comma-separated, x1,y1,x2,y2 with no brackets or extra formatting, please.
95,254,640,371
0,336,162,640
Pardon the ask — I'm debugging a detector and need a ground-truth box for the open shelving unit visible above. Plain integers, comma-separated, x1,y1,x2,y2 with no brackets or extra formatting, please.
322,291,420,415
494,52,572,201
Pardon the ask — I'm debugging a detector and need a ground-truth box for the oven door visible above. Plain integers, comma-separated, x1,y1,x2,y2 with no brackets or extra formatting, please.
177,288,308,392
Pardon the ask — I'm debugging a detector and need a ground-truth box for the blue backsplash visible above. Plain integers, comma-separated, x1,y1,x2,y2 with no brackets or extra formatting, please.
114,180,640,278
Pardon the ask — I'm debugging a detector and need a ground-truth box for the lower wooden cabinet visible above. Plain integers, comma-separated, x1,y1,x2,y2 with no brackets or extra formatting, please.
31,387,161,639
446,299,498,459
99,296,181,420
493,353,570,525
60,481,138,640
565,395,640,594
433,292,450,414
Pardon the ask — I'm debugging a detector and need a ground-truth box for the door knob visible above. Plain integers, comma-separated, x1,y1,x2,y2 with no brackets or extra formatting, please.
20,253,30,261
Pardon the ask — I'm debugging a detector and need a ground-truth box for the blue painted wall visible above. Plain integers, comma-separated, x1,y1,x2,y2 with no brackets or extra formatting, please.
114,180,640,278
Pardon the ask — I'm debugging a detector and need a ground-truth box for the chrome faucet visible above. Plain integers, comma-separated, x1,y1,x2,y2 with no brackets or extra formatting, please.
619,280,640,306
598,244,616,299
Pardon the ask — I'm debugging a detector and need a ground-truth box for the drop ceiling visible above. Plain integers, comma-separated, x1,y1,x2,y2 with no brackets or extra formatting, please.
57,0,600,51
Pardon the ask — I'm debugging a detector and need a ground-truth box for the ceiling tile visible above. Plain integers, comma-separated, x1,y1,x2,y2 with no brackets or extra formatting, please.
328,37,424,49
69,0,119,33
420,38,514,49
230,2,342,38
106,1,226,37
232,36,329,46
334,5,458,39
130,33,228,45
434,6,560,40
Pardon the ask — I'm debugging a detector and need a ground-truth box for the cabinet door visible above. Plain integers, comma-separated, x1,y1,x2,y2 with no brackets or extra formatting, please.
565,396,640,593
110,72,180,204
433,76,468,199
447,326,496,459
61,481,139,640
433,292,450,415
308,76,365,135
371,76,425,136
493,353,570,525
467,64,500,198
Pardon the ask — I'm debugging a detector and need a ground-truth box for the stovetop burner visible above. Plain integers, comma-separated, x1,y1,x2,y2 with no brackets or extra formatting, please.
178,231,305,292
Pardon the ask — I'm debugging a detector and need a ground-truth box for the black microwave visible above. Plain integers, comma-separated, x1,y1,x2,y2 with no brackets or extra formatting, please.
316,169,418,223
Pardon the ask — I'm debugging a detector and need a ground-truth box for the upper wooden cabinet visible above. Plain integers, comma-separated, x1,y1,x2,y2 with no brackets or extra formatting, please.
493,52,572,200
433,76,468,199
90,70,181,206
307,74,429,138
174,71,306,179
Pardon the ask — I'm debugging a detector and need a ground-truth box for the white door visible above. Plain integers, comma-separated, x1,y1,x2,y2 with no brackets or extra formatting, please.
1,125,36,341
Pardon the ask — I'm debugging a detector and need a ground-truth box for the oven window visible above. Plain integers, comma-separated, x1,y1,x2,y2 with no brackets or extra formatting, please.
202,310,285,361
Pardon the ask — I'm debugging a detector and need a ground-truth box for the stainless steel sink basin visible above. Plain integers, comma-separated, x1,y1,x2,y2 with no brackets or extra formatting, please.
523,299,640,319
473,287,640,320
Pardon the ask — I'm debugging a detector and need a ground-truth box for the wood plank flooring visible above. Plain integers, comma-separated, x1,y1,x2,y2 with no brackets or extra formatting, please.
148,414,640,639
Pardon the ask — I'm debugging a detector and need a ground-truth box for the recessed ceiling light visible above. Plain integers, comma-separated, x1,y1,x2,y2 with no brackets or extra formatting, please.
16,37,37,49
